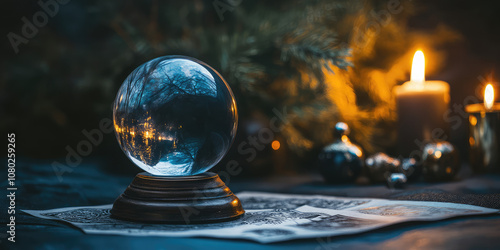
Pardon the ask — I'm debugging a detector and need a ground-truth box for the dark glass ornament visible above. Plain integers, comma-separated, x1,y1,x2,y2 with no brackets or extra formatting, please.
386,173,407,189
422,141,460,181
399,157,422,181
365,153,400,183
318,122,364,183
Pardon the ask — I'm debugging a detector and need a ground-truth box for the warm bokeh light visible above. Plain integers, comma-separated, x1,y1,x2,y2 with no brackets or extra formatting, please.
435,151,442,159
469,136,475,146
469,116,477,126
341,135,349,143
427,148,434,155
271,140,281,150
484,83,494,110
354,148,363,157
410,50,425,84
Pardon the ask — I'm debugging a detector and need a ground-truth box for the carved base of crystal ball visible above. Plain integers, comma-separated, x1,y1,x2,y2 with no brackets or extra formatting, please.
111,172,245,223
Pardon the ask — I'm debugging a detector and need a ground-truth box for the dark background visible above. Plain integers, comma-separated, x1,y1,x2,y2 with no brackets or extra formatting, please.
2,0,500,178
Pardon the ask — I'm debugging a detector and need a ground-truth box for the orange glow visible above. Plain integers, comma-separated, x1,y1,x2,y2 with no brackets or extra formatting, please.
114,124,122,133
435,151,442,159
158,135,174,141
354,148,363,157
485,84,494,110
469,137,475,146
469,116,477,126
271,140,281,150
410,50,425,85
341,135,349,143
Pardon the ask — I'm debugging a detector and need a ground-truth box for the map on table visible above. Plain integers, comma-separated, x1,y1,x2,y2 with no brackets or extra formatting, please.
22,192,499,243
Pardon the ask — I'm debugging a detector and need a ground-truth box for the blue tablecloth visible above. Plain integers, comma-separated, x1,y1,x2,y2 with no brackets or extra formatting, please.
3,159,500,249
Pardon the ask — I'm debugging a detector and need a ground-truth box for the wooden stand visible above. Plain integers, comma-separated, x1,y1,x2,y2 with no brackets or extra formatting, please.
111,172,244,224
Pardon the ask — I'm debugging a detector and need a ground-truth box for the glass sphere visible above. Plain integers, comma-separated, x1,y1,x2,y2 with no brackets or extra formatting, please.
113,56,238,176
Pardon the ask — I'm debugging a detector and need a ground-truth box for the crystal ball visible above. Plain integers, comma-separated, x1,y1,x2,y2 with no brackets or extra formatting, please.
113,56,238,176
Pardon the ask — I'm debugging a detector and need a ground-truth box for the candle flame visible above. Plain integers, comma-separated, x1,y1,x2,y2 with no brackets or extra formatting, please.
485,84,494,110
410,50,425,84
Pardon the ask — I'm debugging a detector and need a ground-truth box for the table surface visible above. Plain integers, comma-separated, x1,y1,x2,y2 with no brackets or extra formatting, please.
3,159,500,250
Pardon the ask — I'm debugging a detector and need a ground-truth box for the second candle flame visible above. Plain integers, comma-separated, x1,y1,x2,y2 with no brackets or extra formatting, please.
485,84,494,110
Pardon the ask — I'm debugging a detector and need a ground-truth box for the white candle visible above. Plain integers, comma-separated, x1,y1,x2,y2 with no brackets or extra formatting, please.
394,50,450,157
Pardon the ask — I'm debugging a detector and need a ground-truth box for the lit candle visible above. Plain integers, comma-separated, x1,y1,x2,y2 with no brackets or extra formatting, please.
394,50,450,157
484,84,494,110
466,83,500,173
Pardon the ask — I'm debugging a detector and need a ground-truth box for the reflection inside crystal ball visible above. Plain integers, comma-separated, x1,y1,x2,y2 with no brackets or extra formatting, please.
113,56,237,176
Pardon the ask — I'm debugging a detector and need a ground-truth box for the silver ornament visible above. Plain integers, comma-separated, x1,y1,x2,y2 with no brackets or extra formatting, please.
422,141,460,181
399,157,421,180
365,153,400,183
386,173,407,189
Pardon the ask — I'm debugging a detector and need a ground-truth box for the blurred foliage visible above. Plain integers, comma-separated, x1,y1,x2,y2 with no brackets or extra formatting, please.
1,0,461,166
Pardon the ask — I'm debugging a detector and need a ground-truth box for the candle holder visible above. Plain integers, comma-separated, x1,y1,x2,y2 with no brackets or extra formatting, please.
466,103,500,173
